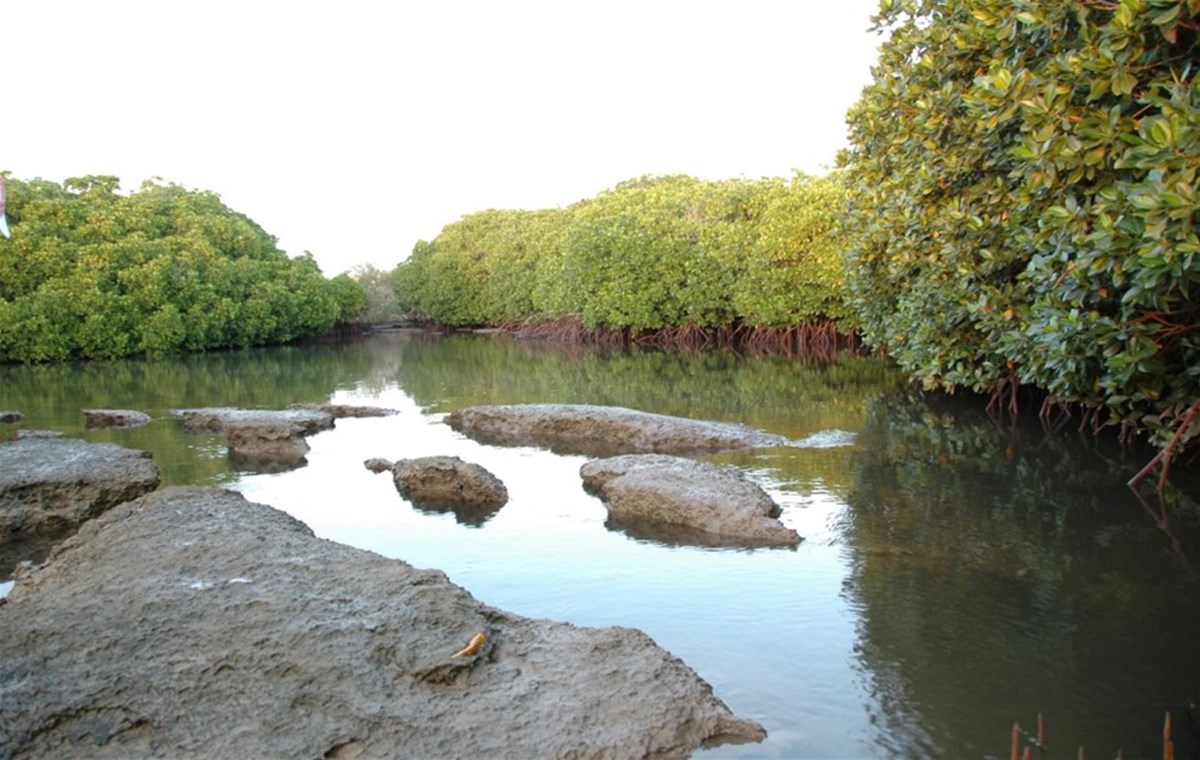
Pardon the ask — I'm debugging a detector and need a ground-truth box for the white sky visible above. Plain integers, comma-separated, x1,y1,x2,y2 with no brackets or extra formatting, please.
4,1,883,276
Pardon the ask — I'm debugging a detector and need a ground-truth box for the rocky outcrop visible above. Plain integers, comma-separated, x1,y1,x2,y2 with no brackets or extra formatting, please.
580,454,801,548
83,409,152,429
0,486,765,758
446,403,790,457
391,456,508,526
289,402,398,419
170,407,335,471
0,438,161,574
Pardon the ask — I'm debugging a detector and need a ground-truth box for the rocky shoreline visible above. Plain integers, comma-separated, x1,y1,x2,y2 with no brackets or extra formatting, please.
0,404,790,757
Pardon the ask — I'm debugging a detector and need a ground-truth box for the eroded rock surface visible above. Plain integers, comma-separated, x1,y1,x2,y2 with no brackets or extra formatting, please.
83,409,152,429
391,456,508,526
581,454,801,548
289,402,398,419
0,438,161,573
0,486,765,758
447,403,789,457
170,407,335,471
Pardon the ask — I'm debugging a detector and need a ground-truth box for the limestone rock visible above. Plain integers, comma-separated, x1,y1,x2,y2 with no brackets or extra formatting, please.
83,409,152,429
580,454,802,548
170,407,335,471
446,403,789,457
363,457,394,473
290,402,398,419
0,486,765,758
391,456,508,526
0,437,160,573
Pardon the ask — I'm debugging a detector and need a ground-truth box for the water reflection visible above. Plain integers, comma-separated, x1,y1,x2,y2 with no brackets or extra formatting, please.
2,333,1198,759
841,388,1200,758
406,495,506,527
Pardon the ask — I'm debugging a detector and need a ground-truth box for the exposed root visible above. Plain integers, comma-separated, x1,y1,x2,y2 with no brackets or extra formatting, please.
1128,396,1200,495
497,318,858,360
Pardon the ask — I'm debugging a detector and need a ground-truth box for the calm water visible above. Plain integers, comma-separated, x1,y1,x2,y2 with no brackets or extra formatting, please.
2,332,1198,759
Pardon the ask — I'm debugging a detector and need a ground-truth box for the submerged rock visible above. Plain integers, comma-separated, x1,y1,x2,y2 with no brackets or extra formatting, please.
0,486,765,758
0,437,161,574
580,454,801,548
83,409,152,429
170,407,335,472
447,403,790,457
391,455,508,526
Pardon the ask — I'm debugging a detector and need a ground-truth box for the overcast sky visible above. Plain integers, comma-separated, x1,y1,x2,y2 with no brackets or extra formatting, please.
5,1,883,276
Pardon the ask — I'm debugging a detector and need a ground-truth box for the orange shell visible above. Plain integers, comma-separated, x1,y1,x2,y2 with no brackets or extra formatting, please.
451,632,486,658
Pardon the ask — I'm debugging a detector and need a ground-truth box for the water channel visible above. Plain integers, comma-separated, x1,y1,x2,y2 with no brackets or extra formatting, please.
2,331,1198,758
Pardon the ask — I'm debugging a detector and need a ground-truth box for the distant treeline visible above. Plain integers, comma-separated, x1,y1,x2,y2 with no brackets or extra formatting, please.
0,175,365,361
394,0,1199,465
393,173,851,340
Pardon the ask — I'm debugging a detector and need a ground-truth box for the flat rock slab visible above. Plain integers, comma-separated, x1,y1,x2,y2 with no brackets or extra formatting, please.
170,408,336,471
0,438,161,573
447,403,790,457
83,409,152,429
0,486,765,758
580,454,802,548
171,407,335,436
289,403,399,418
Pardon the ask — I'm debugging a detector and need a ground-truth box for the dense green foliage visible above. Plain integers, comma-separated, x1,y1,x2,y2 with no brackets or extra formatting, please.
348,264,402,323
393,173,852,331
841,0,1200,449
0,175,363,362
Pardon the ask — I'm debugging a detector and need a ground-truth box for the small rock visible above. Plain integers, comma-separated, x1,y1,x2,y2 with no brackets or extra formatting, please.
83,409,152,429
364,457,394,473
392,456,508,526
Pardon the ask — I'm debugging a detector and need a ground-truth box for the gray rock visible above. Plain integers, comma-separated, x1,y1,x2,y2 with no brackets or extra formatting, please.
0,486,765,758
83,409,152,429
363,457,394,473
447,403,790,457
0,438,161,574
14,429,63,440
392,456,508,526
0,411,22,424
580,454,802,548
170,407,335,471
290,402,398,418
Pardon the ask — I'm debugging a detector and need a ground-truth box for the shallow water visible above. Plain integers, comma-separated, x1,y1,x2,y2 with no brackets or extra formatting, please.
2,332,1198,759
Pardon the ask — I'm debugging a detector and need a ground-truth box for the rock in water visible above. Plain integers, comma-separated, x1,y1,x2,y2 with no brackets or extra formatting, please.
0,486,766,758
0,438,161,572
581,454,802,548
447,403,790,457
